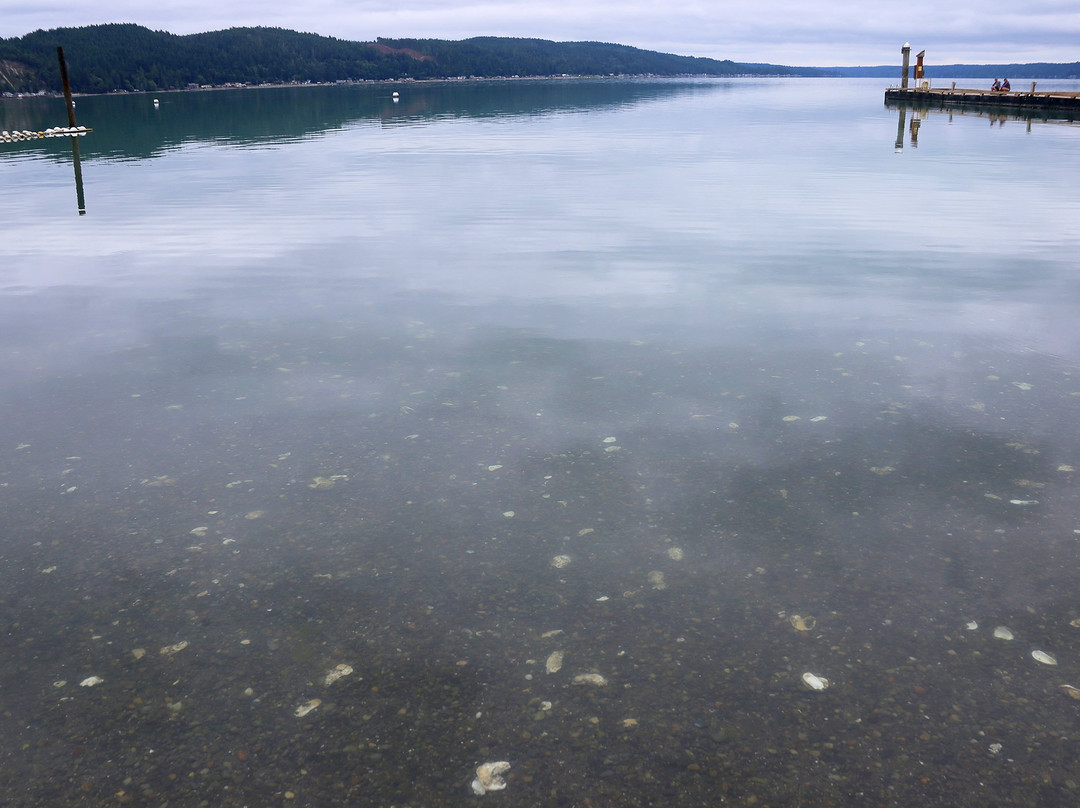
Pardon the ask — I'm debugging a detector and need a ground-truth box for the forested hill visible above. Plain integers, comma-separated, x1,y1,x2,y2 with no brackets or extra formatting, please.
0,24,817,94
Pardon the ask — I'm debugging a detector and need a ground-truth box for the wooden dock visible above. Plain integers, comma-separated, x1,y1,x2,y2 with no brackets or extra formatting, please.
885,86,1080,119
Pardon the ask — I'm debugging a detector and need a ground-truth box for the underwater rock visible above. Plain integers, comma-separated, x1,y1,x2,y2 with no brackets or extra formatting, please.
471,761,511,795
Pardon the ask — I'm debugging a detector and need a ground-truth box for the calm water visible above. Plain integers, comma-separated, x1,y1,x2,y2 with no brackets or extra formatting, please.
3,77,1080,806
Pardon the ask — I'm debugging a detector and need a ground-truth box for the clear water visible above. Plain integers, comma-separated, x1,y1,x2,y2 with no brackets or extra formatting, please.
3,77,1080,806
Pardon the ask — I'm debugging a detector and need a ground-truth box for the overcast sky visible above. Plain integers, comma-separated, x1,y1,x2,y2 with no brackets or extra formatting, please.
2,0,1077,67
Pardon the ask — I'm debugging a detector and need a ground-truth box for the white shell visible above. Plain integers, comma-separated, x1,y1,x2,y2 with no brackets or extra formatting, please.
471,761,511,794
572,673,608,686
1031,650,1058,666
992,626,1014,641
294,698,322,717
324,664,353,685
79,676,104,687
801,672,829,691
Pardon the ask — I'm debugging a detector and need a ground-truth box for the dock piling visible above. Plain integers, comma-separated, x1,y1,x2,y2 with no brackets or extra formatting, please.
56,46,77,127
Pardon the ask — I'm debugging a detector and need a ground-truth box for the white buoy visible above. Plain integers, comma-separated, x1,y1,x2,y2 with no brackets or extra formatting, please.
392,91,399,98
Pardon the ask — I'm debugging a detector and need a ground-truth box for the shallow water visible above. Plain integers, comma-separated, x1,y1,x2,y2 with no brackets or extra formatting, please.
3,77,1080,806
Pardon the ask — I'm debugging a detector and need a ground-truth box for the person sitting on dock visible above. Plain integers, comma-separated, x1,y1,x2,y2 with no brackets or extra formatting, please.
1001,78,1011,91
991,78,1001,91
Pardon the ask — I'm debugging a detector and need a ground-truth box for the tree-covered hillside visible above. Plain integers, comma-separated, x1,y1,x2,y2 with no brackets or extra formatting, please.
0,24,809,94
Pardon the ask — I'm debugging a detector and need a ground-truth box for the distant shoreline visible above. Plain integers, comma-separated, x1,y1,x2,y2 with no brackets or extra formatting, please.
2,72,803,100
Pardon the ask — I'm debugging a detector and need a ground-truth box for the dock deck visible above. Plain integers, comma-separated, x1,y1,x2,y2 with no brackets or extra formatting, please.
884,86,1080,119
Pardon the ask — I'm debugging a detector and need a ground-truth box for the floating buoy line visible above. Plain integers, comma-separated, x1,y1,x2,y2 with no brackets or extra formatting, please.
1,126,92,143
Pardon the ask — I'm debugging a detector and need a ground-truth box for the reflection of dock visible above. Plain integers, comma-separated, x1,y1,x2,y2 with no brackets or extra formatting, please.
884,87,1080,120
889,101,1080,152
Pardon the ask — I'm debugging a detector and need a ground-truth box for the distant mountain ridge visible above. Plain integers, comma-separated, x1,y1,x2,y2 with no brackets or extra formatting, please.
820,63,1080,79
0,24,821,94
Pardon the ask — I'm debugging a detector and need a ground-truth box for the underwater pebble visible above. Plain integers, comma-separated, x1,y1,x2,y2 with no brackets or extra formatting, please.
160,641,189,656
647,570,667,590
667,546,684,561
782,415,801,422
471,761,511,795
602,436,617,443
551,554,571,569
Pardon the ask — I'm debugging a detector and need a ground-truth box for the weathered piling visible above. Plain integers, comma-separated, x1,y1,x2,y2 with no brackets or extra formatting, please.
57,46,77,127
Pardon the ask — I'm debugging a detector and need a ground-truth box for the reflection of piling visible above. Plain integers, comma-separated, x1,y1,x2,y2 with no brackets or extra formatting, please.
71,137,86,214
56,47,77,127
894,107,907,151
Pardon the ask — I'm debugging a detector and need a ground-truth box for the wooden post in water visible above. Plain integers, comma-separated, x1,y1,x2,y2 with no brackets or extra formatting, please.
57,46,86,213
900,43,911,89
57,46,77,127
